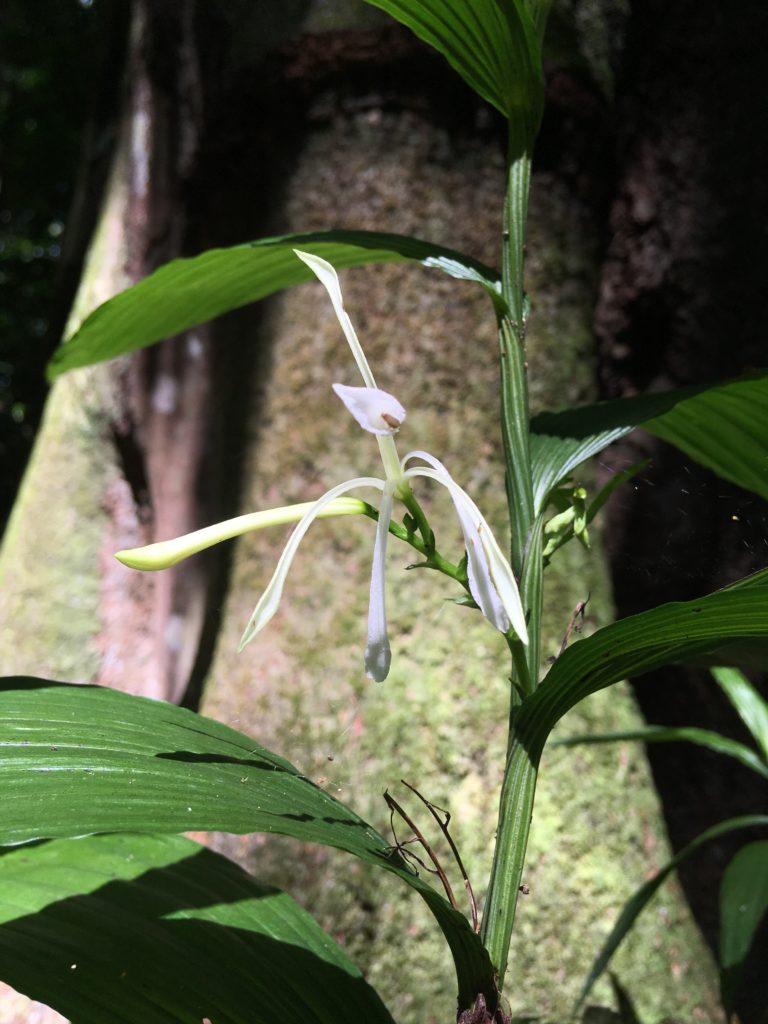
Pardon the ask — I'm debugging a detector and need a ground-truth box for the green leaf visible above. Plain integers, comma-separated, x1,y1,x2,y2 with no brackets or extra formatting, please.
712,665,768,761
529,373,768,512
719,840,768,1015
47,230,502,379
361,0,544,130
0,832,395,1024
552,725,768,781
575,816,768,1010
0,678,493,1009
522,579,768,739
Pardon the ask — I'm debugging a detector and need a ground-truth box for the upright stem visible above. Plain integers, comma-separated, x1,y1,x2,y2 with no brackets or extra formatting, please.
483,121,545,987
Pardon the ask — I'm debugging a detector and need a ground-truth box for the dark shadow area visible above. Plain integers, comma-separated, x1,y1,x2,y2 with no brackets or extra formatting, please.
594,3,768,1019
0,0,129,535
0,837,390,1023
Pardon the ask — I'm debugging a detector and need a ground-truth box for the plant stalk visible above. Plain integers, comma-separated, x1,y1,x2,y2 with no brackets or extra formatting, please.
484,119,544,989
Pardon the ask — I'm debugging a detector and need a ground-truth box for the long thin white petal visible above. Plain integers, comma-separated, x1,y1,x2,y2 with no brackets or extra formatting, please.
365,480,396,681
294,250,377,389
115,498,367,570
238,477,384,652
403,451,528,644
332,383,406,436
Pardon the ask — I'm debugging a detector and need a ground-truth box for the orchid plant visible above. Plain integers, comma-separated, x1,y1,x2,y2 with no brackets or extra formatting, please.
117,250,528,684
1,2,767,1023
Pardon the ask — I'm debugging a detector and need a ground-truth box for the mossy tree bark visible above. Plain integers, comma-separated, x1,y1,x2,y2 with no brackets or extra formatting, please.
0,2,749,1021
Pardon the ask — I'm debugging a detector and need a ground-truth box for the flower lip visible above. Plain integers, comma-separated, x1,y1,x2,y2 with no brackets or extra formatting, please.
332,383,406,436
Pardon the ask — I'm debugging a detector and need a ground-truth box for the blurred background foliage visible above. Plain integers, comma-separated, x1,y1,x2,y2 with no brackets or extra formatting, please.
0,0,124,531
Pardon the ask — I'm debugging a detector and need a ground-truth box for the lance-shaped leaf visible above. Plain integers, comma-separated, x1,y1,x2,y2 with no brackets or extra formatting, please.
529,373,768,512
552,725,768,781
520,574,768,739
0,677,494,1010
574,817,768,1010
47,230,502,379
712,665,768,761
0,832,396,1024
720,839,768,1015
362,0,544,131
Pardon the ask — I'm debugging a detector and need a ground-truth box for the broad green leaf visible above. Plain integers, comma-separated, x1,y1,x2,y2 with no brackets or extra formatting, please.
552,725,768,781
522,581,768,740
529,373,768,512
719,840,768,1014
575,816,768,1009
0,832,395,1024
47,230,502,379
645,377,768,503
362,0,544,130
0,678,493,1009
712,665,768,761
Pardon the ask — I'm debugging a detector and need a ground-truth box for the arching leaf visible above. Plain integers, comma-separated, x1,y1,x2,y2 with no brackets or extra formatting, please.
0,677,493,1009
47,230,502,379
530,373,768,512
552,724,768,781
362,0,544,130
575,817,768,1010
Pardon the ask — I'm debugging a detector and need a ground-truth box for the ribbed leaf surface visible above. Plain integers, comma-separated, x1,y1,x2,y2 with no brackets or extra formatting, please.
0,832,395,1024
47,230,501,379
0,678,493,1008
362,0,543,127
519,577,768,746
530,373,768,511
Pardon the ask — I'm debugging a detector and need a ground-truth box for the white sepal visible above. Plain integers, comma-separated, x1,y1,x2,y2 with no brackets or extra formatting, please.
294,249,377,389
402,451,528,645
365,480,396,681
238,477,384,651
332,383,406,436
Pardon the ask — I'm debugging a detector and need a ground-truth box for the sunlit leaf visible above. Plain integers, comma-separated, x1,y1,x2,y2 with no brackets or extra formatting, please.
361,0,544,129
529,373,768,511
0,832,395,1024
523,578,768,737
0,677,493,1009
712,665,768,761
47,230,502,379
720,840,768,1015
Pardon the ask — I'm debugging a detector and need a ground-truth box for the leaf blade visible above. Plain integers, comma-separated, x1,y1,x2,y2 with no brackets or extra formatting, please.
575,817,768,1009
0,832,396,1024
0,677,493,1009
712,665,768,761
552,724,768,780
47,230,502,379
719,839,768,1015
361,0,544,128
529,373,768,511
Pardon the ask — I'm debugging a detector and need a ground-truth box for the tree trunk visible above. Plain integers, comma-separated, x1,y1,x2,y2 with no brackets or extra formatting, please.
0,2,738,1021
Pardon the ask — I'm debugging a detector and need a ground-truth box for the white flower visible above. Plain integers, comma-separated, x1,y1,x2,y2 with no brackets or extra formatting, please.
116,251,527,682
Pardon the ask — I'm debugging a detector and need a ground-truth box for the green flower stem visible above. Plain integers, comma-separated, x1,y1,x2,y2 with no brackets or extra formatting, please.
359,502,465,585
485,116,543,990
480,712,549,987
